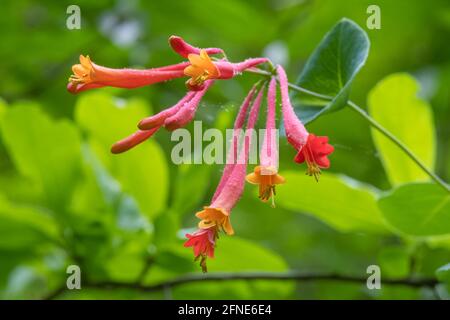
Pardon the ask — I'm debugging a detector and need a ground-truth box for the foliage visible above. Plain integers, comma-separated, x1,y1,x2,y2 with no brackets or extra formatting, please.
0,0,449,300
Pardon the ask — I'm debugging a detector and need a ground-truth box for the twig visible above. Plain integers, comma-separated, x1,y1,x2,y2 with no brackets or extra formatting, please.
347,101,450,193
44,271,439,299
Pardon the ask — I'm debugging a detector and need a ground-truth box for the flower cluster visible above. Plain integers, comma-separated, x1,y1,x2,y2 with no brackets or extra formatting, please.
68,36,334,272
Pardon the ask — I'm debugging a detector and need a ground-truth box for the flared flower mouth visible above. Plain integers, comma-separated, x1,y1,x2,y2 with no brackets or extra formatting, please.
69,55,95,84
184,50,220,90
246,165,285,206
184,227,217,273
294,134,334,181
195,207,234,235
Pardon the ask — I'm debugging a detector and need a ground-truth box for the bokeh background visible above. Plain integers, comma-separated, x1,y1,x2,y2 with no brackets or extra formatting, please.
0,0,449,299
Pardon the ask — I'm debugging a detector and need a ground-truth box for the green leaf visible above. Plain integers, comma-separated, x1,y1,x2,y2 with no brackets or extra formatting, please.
277,172,388,233
292,18,370,123
171,164,212,215
377,246,410,279
80,143,150,232
0,98,7,119
75,93,151,148
0,103,82,210
436,263,450,284
75,93,168,219
0,194,59,249
368,73,436,185
111,143,168,219
378,183,450,236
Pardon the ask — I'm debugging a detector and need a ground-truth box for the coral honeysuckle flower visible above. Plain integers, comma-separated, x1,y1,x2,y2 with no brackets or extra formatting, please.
294,134,334,180
246,78,285,206
277,65,334,181
184,50,220,90
68,36,270,155
183,52,269,91
69,36,268,94
184,227,218,273
195,86,264,236
68,55,187,94
246,166,285,205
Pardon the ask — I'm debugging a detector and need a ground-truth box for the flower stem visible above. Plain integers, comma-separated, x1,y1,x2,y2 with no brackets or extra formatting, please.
246,67,450,193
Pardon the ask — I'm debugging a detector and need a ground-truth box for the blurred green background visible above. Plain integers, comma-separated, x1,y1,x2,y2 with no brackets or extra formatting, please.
0,0,449,299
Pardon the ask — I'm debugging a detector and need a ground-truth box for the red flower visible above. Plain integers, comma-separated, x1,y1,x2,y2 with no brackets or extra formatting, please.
184,228,217,273
294,134,334,181
277,65,334,180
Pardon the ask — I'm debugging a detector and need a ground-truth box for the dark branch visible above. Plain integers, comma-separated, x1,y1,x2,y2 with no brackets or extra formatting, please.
44,271,439,299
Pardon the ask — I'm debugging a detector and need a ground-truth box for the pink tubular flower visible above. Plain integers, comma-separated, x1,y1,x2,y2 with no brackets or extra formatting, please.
69,36,268,94
195,86,264,236
68,36,270,154
110,127,160,154
211,84,257,202
68,55,187,94
163,80,214,131
184,85,264,272
169,35,223,58
184,227,217,273
246,78,285,205
110,81,213,153
137,91,197,130
277,65,334,181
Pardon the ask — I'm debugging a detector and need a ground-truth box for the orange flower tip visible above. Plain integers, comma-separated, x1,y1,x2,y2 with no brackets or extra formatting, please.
196,207,234,235
184,50,219,89
69,54,95,86
246,166,285,205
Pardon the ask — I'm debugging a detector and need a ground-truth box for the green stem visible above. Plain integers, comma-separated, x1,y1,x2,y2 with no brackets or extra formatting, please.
246,68,450,193
347,101,450,193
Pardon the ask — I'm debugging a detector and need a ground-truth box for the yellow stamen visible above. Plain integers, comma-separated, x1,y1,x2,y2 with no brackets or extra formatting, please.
306,162,321,182
69,55,95,84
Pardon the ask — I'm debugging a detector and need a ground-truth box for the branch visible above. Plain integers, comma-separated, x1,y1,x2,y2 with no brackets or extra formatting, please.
44,271,439,299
